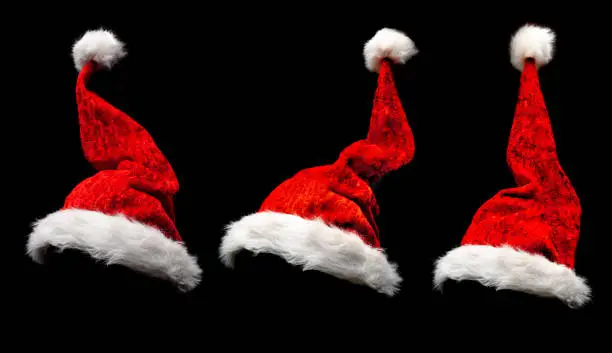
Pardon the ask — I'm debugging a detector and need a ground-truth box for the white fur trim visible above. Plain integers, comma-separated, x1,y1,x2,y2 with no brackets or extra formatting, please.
72,28,127,71
434,244,591,308
27,208,202,292
363,28,418,73
510,24,555,71
220,211,402,296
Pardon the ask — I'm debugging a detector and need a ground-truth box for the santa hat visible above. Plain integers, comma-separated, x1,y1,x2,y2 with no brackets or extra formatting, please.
433,24,590,308
26,29,202,292
219,28,418,296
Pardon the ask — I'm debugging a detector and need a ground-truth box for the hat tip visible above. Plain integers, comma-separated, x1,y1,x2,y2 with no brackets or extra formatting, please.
363,27,418,73
510,23,556,71
72,28,127,72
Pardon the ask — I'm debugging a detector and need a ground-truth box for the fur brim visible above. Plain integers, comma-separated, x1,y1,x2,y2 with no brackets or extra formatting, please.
433,244,591,308
219,211,402,296
27,208,202,292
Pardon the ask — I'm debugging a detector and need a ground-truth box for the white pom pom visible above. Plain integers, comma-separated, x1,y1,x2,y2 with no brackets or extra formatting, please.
510,24,555,71
72,29,126,71
363,28,418,73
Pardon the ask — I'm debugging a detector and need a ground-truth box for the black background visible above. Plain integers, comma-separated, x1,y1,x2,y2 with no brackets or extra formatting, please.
9,6,606,335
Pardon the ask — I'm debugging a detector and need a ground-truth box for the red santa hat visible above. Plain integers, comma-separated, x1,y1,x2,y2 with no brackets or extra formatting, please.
26,29,202,292
219,28,418,296
433,24,591,308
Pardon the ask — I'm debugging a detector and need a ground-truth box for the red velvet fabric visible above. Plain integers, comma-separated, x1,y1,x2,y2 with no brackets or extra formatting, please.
63,61,182,242
259,60,414,248
461,59,581,269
